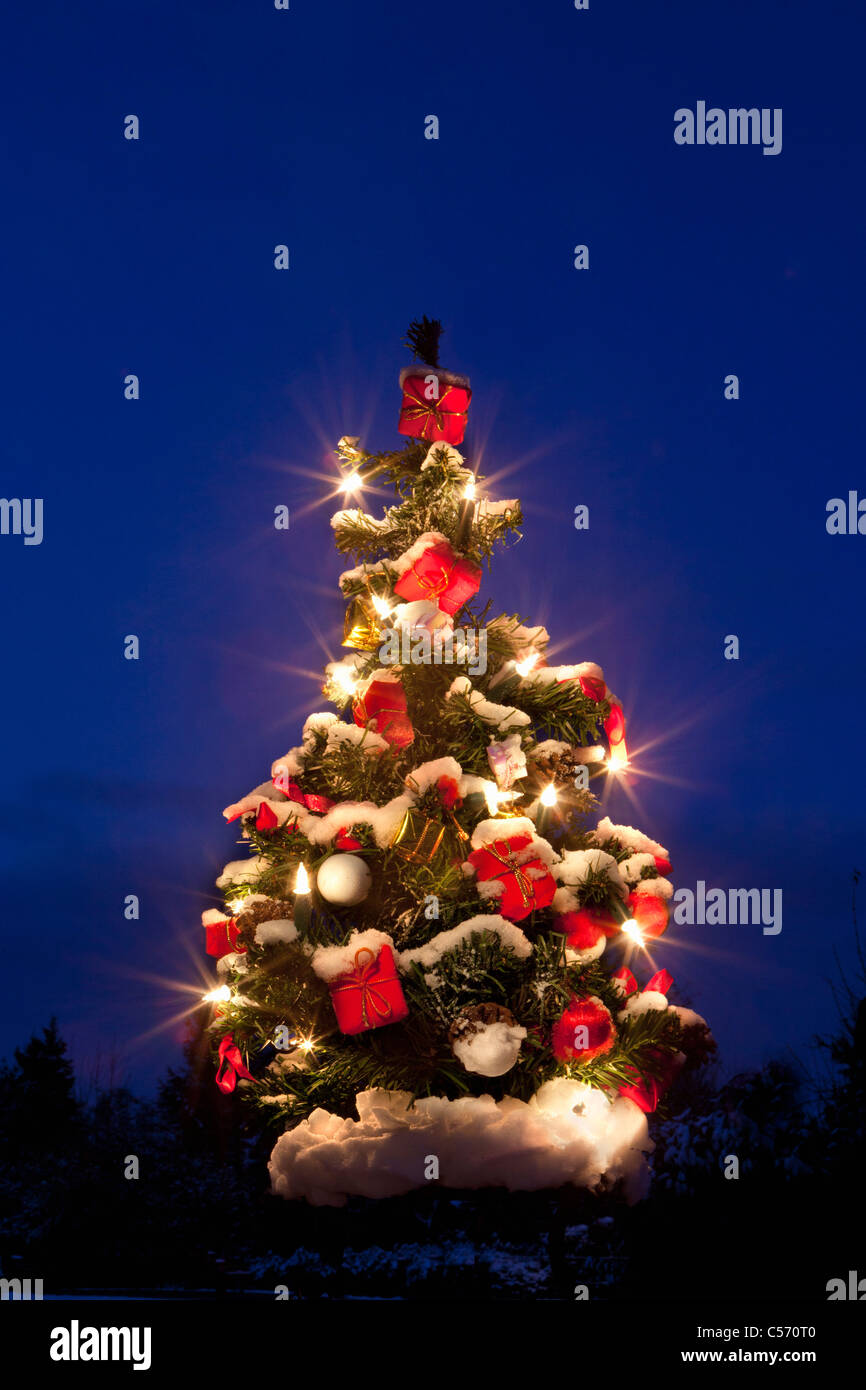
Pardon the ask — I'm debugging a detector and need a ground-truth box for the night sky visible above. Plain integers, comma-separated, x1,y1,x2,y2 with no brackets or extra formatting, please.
3,0,864,1093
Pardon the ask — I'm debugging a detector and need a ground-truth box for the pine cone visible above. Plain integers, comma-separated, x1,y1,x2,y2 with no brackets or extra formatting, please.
533,746,586,781
448,1002,516,1045
235,897,294,940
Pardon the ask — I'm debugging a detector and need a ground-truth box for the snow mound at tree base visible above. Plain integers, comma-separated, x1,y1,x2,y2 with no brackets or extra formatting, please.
269,1078,653,1207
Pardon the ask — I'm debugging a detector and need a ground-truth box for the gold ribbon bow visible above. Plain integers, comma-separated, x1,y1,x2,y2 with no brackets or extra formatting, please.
483,840,535,908
408,555,455,598
332,947,398,1028
401,383,465,437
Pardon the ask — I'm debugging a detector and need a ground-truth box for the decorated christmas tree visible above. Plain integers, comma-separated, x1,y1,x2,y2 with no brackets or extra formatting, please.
202,320,712,1206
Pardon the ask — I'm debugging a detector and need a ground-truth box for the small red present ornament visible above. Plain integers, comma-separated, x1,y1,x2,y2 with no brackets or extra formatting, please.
397,366,472,445
353,676,414,749
467,832,556,922
204,915,246,959
394,539,481,617
328,944,409,1036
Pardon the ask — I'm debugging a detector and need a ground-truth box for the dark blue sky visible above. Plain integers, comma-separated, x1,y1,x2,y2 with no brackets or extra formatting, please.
3,0,864,1092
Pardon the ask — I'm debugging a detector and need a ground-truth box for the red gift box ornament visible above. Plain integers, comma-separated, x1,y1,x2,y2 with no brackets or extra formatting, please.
204,915,246,959
397,367,472,446
394,539,481,617
468,833,556,922
353,676,414,749
329,945,409,1035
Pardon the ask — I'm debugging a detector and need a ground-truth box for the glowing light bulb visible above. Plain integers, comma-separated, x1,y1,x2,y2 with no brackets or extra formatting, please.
621,918,644,944
228,898,245,914
332,664,358,697
606,752,630,773
463,477,477,501
515,653,539,678
295,862,310,895
540,784,558,808
371,595,392,617
340,470,363,493
202,984,232,1004
299,1038,315,1054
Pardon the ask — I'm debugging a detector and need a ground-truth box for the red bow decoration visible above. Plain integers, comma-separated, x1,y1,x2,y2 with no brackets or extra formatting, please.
613,966,638,997
393,540,481,617
328,945,409,1035
468,833,556,922
353,677,414,749
398,373,472,445
269,775,333,815
579,675,607,702
205,918,245,959
618,1049,683,1113
215,1034,257,1094
263,778,360,848
436,774,462,810
256,801,279,830
554,672,606,702
645,969,674,995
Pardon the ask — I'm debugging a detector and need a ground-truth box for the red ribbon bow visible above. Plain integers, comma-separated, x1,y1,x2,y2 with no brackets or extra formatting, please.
215,1034,257,1094
645,969,674,996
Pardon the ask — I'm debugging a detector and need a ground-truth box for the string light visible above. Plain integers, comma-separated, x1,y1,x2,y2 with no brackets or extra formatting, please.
621,918,644,944
331,663,358,697
228,897,245,914
202,984,232,1004
340,470,363,494
463,476,477,501
515,653,539,678
299,1038,315,1054
371,595,393,617
539,784,558,808
293,862,312,934
606,752,630,774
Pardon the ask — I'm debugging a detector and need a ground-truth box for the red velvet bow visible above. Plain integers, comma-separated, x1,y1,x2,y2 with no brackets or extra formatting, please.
613,966,638,997
645,969,674,995
215,1034,257,1094
270,776,334,815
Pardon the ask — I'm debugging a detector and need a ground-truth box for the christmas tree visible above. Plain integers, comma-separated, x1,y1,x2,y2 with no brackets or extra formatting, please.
202,321,712,1206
